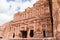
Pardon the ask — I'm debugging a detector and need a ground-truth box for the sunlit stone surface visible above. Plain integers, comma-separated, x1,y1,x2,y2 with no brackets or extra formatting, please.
0,0,60,40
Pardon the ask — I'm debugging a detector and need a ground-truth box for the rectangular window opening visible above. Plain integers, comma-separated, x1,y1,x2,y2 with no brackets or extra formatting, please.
21,31,27,38
43,31,46,37
30,30,34,37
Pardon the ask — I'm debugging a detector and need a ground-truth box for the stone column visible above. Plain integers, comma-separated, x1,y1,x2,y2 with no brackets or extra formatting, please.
52,0,59,38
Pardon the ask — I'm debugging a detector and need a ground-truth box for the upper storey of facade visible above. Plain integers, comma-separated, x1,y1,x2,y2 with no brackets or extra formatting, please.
14,0,50,21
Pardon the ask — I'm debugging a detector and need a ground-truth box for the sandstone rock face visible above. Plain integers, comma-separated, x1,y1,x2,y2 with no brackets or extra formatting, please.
0,0,59,40
56,0,60,39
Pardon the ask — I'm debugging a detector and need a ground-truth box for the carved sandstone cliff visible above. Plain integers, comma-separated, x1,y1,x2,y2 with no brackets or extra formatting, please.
0,0,60,40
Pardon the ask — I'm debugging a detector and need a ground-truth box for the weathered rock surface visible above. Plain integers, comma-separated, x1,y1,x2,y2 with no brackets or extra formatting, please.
0,0,60,40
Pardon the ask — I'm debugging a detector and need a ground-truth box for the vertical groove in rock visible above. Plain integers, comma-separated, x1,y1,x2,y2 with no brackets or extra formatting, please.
48,0,53,37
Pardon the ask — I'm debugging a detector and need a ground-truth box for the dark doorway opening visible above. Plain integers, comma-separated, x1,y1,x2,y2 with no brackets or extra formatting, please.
30,30,34,37
0,37,3,39
13,33,15,38
43,31,46,37
21,31,27,38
